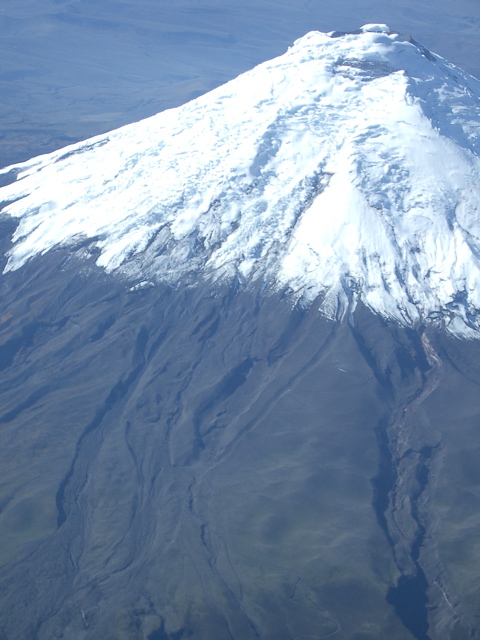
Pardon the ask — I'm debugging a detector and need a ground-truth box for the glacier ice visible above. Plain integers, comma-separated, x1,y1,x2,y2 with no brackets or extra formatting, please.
1,26,480,336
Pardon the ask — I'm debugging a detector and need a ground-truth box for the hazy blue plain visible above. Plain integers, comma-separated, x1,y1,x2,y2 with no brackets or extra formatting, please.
1,0,479,168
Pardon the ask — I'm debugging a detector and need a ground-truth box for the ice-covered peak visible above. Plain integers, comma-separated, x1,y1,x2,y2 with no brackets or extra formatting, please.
1,28,480,336
360,24,391,33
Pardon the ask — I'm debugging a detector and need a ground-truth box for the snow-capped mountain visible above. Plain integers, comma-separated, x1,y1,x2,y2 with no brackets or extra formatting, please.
3,25,480,640
1,24,480,335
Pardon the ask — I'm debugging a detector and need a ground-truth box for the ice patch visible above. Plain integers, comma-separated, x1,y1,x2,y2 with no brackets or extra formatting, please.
361,24,391,34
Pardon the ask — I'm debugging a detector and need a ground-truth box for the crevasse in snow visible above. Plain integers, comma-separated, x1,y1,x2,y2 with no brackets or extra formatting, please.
1,25,480,335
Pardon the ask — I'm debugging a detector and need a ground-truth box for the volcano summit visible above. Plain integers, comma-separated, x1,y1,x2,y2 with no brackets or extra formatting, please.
0,25,480,640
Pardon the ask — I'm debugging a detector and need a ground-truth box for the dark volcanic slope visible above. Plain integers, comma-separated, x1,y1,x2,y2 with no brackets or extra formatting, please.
0,245,479,639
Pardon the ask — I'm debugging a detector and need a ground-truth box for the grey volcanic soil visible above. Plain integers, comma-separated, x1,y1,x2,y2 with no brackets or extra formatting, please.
0,239,479,639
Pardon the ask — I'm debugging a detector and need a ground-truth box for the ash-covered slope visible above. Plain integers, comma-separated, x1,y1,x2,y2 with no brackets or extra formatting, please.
1,24,480,336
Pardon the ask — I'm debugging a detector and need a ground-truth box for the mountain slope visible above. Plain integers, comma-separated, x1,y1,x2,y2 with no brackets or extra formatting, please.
1,25,480,640
1,24,480,335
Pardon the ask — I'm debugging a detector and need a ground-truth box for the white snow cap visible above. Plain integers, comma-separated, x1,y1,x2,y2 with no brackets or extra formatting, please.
360,24,391,33
1,27,480,336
